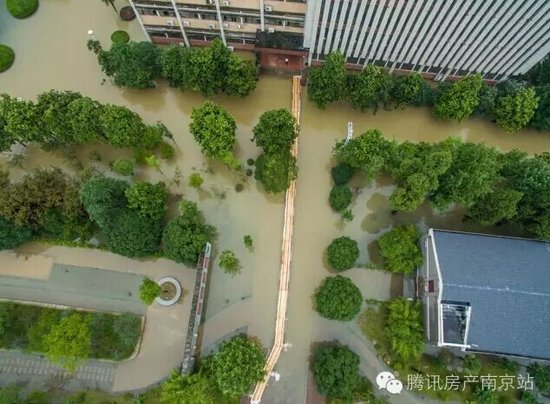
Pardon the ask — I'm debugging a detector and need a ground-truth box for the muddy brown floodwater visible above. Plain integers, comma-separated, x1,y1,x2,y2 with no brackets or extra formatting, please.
2,2,550,403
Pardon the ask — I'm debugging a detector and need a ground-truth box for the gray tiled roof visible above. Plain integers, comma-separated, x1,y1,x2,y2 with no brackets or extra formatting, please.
432,229,550,360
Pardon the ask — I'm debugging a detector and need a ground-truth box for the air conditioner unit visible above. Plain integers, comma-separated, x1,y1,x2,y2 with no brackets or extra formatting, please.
167,20,174,26
267,27,275,33
223,23,229,28
227,46,235,51
223,0,230,5
208,23,215,29
264,5,273,12
183,21,190,27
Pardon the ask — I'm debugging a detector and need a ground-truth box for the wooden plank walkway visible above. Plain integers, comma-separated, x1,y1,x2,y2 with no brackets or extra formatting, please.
250,76,302,403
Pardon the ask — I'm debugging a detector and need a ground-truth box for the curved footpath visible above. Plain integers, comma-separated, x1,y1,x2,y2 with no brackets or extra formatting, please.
0,245,196,392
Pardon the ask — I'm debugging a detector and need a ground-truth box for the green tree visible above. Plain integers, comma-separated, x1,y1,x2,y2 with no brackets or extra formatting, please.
105,209,162,257
44,313,92,370
315,275,362,321
225,55,258,97
473,83,498,118
163,201,216,266
160,371,216,404
244,235,253,248
145,154,163,173
99,104,146,148
530,85,550,130
466,187,523,225
0,95,43,148
210,335,266,398
125,181,168,220
331,162,354,185
378,225,422,275
218,250,241,275
384,298,424,365
112,158,135,176
433,74,483,121
139,278,161,305
79,176,129,229
189,172,204,189
312,344,360,400
493,87,539,132
333,129,395,180
96,41,161,89
186,39,229,96
252,109,297,154
254,152,298,194
433,142,501,209
189,101,237,165
160,45,190,88
390,73,423,107
346,65,392,112
36,90,83,146
308,52,346,109
67,97,106,143
0,217,33,250
327,236,359,272
329,185,352,212
528,363,550,394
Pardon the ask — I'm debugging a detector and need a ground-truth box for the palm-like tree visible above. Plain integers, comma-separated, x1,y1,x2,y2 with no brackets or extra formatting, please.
101,0,118,13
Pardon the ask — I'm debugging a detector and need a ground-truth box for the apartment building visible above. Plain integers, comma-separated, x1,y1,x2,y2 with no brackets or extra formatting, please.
130,0,550,81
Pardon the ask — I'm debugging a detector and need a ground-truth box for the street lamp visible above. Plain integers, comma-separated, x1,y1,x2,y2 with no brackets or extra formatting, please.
87,30,96,40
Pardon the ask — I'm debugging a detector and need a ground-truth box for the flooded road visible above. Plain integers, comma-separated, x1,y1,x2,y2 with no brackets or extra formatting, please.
2,1,550,402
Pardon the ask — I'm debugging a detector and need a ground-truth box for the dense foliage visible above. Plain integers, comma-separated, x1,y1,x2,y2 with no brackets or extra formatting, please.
331,162,354,185
106,209,163,257
209,335,266,398
329,185,353,212
0,45,15,72
493,87,539,132
162,200,216,266
0,302,141,368
252,109,297,154
6,0,38,18
139,278,161,305
0,91,163,152
112,158,135,176
528,363,550,394
326,236,359,271
315,275,362,321
218,250,241,275
346,65,392,112
93,39,257,96
384,298,424,365
433,74,483,121
0,217,33,250
189,101,239,169
308,52,347,109
312,344,360,400
378,225,423,275
254,151,297,193
125,181,168,220
160,371,220,404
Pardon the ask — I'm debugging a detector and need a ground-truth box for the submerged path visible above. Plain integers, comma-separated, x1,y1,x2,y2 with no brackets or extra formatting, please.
250,76,301,403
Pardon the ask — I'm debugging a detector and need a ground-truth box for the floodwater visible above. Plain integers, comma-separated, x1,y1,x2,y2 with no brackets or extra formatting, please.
2,1,550,403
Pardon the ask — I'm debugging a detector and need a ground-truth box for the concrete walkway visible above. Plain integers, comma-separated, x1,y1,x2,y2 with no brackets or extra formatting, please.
0,245,197,392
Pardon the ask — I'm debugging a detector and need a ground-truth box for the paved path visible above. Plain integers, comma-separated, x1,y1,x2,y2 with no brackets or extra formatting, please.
0,245,196,392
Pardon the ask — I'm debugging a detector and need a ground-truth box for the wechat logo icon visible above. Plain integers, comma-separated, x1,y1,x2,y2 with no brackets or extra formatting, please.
376,371,403,394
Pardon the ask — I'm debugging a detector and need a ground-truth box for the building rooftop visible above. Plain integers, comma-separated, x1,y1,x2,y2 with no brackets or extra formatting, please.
431,229,550,360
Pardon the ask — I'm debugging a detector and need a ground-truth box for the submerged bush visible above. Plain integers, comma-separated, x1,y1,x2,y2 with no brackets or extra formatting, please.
7,0,38,19
0,45,15,72
329,185,353,212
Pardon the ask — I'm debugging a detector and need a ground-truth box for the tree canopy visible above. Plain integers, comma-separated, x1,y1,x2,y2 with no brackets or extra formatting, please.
105,209,162,257
433,74,483,121
125,181,168,220
312,344,361,400
0,217,33,250
315,275,362,321
329,185,353,212
79,176,129,230
327,236,359,272
331,162,354,185
378,225,423,275
493,87,539,132
307,52,346,109
254,151,298,194
384,298,424,365
162,200,216,266
209,335,266,398
346,65,392,112
252,109,297,154
44,313,92,370
160,371,217,404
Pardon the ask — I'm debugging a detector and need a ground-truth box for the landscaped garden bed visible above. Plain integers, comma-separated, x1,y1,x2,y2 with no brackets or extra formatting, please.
0,302,142,362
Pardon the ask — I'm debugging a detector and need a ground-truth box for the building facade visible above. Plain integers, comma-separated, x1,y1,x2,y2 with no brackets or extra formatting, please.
130,0,550,81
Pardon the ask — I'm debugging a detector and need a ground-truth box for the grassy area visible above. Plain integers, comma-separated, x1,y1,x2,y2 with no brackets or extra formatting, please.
0,302,141,361
358,302,522,403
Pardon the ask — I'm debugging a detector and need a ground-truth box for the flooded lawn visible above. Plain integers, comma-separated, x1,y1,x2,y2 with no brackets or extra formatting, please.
2,1,550,402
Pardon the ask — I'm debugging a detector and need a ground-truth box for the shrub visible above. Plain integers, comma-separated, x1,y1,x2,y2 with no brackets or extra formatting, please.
384,298,424,365
331,162,353,185
312,344,360,400
105,210,163,257
112,158,135,176
188,172,203,189
139,278,161,305
111,30,130,44
0,217,33,250
219,250,241,275
378,224,423,275
6,0,38,19
247,158,255,166
244,235,253,248
235,183,244,192
159,142,175,160
315,275,362,321
327,236,359,271
329,185,353,212
245,168,253,177
0,45,15,73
